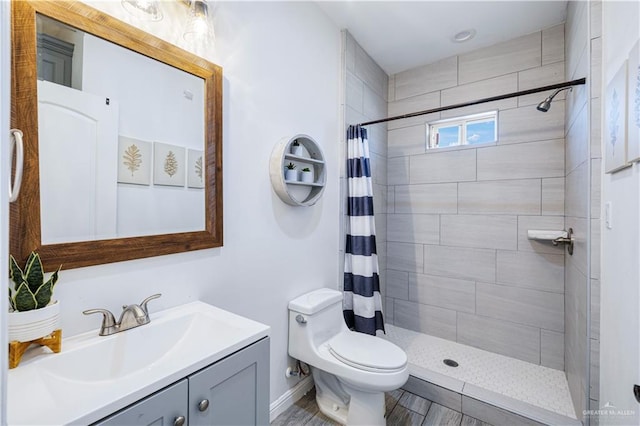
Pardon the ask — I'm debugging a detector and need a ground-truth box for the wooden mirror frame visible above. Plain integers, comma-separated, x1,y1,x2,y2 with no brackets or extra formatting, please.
10,1,223,271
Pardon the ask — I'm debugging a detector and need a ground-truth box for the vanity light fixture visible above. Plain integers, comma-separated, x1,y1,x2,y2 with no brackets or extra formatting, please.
183,0,212,41
121,0,163,21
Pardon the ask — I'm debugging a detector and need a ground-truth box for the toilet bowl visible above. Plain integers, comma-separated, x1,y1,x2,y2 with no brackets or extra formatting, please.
288,288,409,425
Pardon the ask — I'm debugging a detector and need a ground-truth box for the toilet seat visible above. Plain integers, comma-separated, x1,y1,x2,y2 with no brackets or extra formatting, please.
328,331,407,373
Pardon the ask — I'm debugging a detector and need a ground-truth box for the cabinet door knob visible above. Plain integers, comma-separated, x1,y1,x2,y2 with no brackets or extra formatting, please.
173,416,186,426
198,399,210,412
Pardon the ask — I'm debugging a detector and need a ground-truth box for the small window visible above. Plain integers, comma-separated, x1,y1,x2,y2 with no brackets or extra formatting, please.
427,111,497,149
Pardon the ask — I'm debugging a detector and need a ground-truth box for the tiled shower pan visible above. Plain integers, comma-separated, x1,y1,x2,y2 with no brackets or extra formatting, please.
384,325,581,425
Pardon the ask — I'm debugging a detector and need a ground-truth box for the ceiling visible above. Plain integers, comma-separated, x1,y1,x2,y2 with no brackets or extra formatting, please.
317,1,568,75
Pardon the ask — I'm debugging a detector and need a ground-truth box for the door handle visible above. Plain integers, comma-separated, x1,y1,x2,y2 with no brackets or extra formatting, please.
9,129,24,203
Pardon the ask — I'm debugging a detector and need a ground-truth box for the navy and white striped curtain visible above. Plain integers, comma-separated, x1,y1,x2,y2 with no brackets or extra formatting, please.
343,125,385,336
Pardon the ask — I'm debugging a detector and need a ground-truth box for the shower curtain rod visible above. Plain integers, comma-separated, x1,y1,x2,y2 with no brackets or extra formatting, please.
358,77,586,127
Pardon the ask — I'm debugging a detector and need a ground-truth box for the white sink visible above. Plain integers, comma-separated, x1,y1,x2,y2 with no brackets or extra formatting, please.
7,301,270,425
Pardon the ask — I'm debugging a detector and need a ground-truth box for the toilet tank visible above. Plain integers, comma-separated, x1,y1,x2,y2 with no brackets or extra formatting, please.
288,288,347,358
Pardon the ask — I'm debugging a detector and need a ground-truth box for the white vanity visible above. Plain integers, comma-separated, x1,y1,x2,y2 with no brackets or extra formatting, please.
7,302,270,425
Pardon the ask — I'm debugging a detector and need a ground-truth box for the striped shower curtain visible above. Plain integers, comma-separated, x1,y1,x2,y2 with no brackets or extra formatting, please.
343,125,385,335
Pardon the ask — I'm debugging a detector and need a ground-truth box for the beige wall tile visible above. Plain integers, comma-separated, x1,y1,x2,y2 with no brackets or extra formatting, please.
542,24,565,66
542,177,565,215
458,32,541,85
388,125,426,157
591,98,602,159
394,56,458,100
409,273,476,314
424,245,496,283
476,282,564,332
458,180,541,215
518,62,565,106
458,313,541,364
517,215,566,254
387,214,440,245
395,183,458,214
541,330,565,370
388,74,396,102
344,31,356,72
386,269,409,300
565,161,589,219
394,299,457,340
498,102,565,145
441,215,517,250
591,218,601,280
387,242,424,273
477,139,565,181
566,103,589,174
354,42,388,100
442,73,518,106
497,250,565,293
590,1,602,39
387,186,395,214
591,159,601,219
410,149,477,184
363,83,387,121
590,38,602,99
388,156,409,185
345,70,364,113
389,91,440,117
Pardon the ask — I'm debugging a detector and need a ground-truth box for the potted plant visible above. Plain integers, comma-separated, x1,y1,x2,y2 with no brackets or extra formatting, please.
285,162,298,181
300,167,313,183
8,252,62,342
290,140,303,156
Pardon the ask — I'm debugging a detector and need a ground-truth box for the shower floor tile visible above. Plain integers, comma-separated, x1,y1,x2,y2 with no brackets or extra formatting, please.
384,325,577,420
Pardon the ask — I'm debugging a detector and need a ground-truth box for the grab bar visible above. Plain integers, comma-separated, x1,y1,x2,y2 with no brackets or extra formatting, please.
9,129,24,202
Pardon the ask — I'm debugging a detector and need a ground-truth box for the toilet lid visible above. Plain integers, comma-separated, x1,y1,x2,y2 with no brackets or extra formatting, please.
328,331,407,372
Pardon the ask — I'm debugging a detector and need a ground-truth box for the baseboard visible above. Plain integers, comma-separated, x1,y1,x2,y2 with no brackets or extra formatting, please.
269,376,314,422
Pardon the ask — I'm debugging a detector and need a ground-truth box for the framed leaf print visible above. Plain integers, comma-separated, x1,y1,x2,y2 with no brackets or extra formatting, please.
154,142,186,187
118,136,151,185
627,40,640,162
187,149,205,189
604,61,629,173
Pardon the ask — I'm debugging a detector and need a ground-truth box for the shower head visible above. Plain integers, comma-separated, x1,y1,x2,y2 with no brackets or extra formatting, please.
536,86,573,112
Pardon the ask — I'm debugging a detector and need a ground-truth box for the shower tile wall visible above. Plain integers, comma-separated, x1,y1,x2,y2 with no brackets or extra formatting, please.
386,27,567,369
339,31,389,304
565,0,602,421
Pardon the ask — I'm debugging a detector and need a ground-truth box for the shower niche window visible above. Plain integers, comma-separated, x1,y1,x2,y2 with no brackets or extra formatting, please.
427,111,497,149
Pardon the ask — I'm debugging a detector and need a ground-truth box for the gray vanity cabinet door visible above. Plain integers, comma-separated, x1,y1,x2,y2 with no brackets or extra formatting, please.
188,337,270,426
94,379,188,426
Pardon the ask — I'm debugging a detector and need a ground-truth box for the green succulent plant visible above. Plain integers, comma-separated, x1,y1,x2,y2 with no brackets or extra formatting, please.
286,162,296,170
302,167,311,172
8,252,61,312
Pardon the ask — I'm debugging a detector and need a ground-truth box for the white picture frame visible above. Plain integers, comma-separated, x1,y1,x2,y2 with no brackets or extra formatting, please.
153,142,186,187
187,149,205,189
627,40,640,163
117,136,151,185
604,60,629,173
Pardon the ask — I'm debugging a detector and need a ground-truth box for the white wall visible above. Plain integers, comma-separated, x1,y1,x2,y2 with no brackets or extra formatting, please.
1,0,11,421
600,1,640,424
18,0,341,411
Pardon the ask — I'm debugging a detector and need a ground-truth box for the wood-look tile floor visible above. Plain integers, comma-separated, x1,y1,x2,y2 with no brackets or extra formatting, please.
272,388,493,426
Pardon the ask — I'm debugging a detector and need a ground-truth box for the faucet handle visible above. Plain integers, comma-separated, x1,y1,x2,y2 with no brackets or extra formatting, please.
83,308,117,332
139,293,161,315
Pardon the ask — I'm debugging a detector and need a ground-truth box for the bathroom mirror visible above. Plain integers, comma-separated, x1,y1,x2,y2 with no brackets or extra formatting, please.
10,1,223,271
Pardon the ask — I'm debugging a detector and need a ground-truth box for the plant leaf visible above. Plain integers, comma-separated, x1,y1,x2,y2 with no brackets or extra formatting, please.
34,266,60,308
13,282,37,311
24,252,44,294
9,254,24,287
34,281,53,309
8,287,15,310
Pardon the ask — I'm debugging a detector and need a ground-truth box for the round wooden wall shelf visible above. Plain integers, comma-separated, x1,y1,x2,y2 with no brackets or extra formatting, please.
269,134,326,206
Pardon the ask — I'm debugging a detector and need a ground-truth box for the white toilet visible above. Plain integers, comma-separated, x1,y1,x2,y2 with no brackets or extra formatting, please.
288,288,409,425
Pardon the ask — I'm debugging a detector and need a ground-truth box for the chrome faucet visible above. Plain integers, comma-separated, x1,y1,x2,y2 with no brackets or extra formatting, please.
83,294,161,336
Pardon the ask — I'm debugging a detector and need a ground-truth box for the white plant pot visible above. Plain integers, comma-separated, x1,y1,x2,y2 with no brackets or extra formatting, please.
285,169,298,181
8,301,60,342
290,145,303,156
300,171,313,183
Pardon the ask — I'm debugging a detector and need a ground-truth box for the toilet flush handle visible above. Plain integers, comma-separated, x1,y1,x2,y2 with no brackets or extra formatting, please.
296,314,307,324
